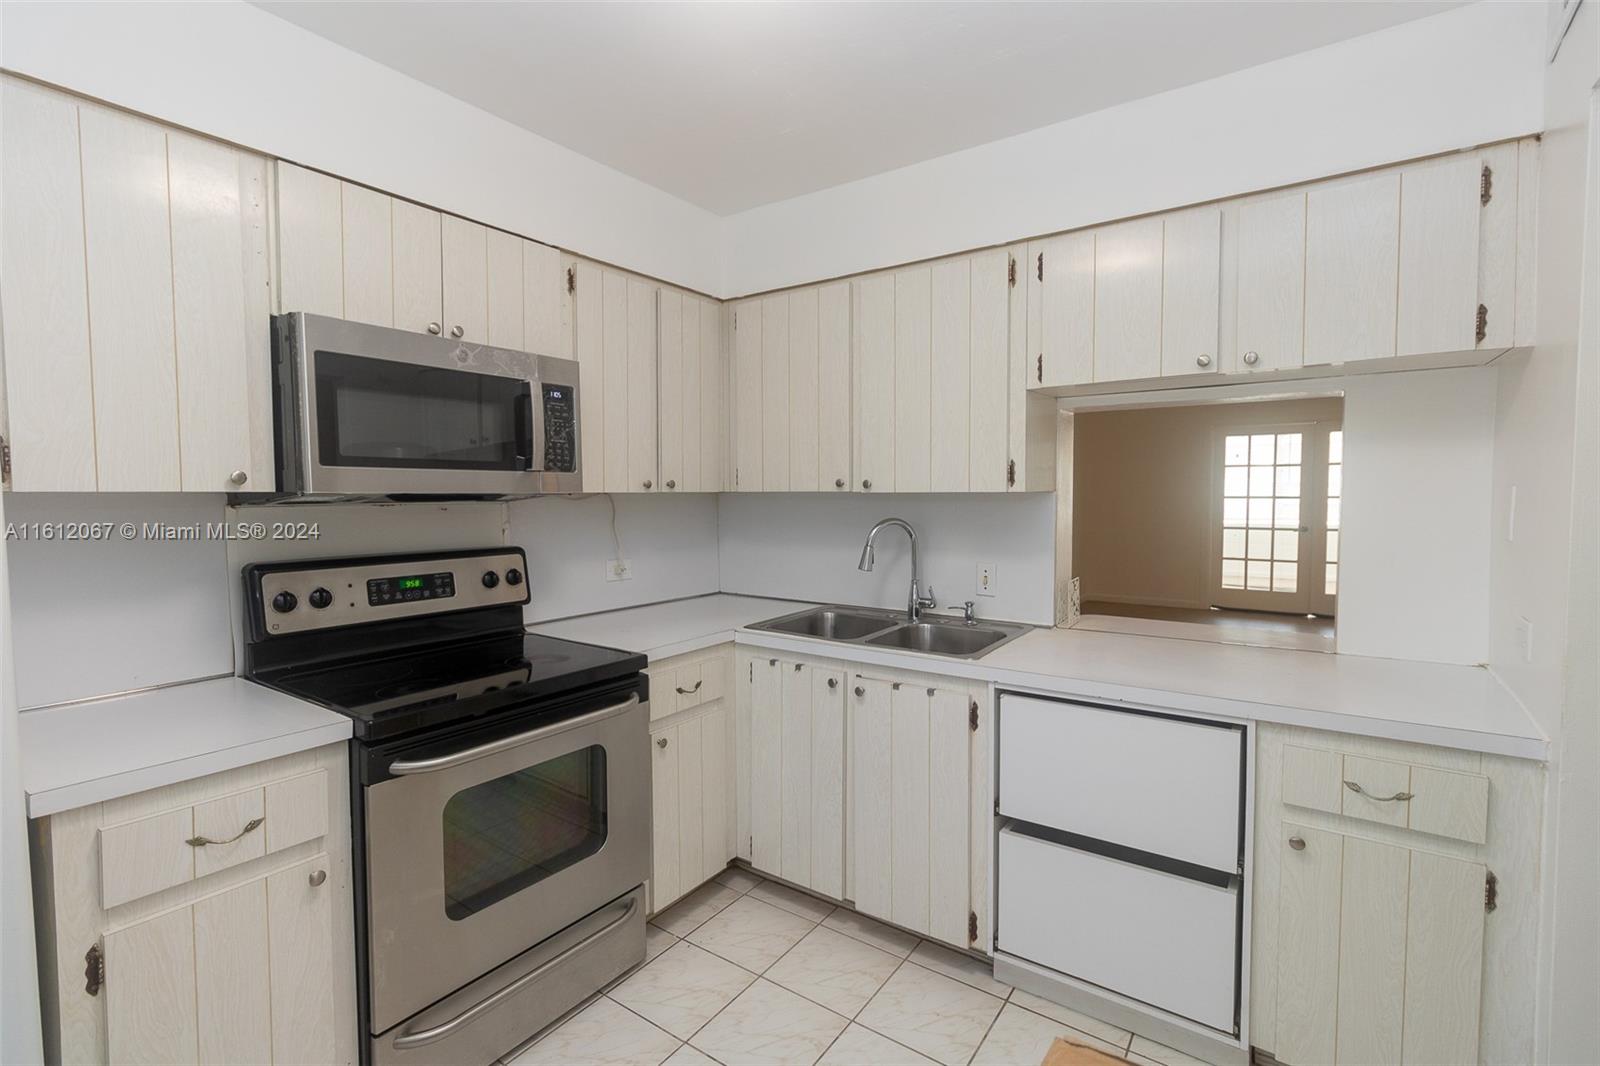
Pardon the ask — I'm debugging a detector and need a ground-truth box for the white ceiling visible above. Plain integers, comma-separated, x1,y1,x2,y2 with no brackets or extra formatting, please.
255,1,1465,216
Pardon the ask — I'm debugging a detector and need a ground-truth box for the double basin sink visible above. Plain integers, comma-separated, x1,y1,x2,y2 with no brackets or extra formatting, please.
749,605,1030,660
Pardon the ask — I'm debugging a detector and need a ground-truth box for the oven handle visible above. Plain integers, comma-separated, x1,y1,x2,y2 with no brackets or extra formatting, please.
390,893,639,1051
387,694,640,776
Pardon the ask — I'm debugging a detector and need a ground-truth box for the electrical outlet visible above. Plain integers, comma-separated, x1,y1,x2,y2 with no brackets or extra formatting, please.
1515,615,1534,662
606,558,633,582
977,563,997,597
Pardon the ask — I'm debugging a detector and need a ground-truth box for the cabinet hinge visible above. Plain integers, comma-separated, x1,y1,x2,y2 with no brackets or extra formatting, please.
968,910,979,945
1006,459,1016,488
1,436,11,486
84,942,104,997
1036,252,1043,282
1007,256,1016,288
1480,164,1493,206
566,266,576,295
1476,303,1489,344
1036,353,1043,384
1485,870,1498,912
970,699,979,731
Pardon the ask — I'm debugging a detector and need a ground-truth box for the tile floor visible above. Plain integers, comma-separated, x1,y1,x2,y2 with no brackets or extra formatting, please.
504,866,1214,1066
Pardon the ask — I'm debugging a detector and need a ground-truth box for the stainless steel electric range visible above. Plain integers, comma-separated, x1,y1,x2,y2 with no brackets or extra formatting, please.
241,547,650,1066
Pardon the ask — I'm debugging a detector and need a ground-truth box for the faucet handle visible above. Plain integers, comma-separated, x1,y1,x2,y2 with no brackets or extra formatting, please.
963,600,976,625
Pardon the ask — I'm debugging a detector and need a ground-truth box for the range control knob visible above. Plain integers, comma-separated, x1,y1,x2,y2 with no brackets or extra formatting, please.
308,587,333,609
481,571,500,589
505,568,523,586
271,591,298,613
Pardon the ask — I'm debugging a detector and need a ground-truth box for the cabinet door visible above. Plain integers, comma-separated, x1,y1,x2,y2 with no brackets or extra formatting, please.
890,684,931,933
780,661,813,885
969,250,1011,492
749,657,783,873
1093,218,1164,383
266,854,336,1066
700,702,733,882
788,288,821,491
678,714,707,897
484,228,524,349
571,260,606,492
524,242,572,360
1398,156,1483,356
849,677,894,918
679,297,704,493
760,294,791,491
600,270,631,493
104,907,199,1065
392,199,443,335
194,878,272,1065
699,298,726,492
1275,823,1342,1065
1032,232,1094,387
1237,193,1306,373
931,258,973,492
274,161,343,319
442,215,489,342
1305,173,1400,365
733,299,764,490
853,275,895,492
811,669,846,899
340,182,393,327
1402,850,1484,1065
1335,837,1408,1065
967,685,991,949
893,267,933,492
928,688,972,947
627,278,659,492
1161,209,1223,378
651,721,682,909
658,290,686,493
817,283,852,492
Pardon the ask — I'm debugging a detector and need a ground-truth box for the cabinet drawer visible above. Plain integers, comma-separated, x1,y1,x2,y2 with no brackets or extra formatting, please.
670,663,704,712
997,827,1238,1033
100,808,195,908
1281,744,1489,844
998,695,1243,871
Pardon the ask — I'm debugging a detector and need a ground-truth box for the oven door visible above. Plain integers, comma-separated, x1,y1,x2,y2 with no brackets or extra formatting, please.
363,689,649,1034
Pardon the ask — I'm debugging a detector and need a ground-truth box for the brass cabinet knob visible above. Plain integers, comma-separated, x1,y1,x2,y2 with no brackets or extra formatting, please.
1288,835,1306,851
835,478,846,489
861,479,872,490
665,480,676,489
308,869,327,887
427,322,442,335
643,479,653,489
229,470,248,486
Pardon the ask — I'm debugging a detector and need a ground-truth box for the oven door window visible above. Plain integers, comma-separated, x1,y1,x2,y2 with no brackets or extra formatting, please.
441,746,607,921
314,350,533,470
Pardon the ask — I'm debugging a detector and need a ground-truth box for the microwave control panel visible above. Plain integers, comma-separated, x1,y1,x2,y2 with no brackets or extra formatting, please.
542,383,576,473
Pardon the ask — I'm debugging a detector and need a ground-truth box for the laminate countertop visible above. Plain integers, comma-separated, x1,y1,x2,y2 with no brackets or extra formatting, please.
532,594,1547,761
19,676,352,818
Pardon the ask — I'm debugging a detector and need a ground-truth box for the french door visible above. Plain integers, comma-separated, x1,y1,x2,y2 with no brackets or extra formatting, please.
1211,422,1341,615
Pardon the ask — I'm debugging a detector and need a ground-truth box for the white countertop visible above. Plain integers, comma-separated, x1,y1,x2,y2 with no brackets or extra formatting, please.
531,594,1547,761
20,676,353,818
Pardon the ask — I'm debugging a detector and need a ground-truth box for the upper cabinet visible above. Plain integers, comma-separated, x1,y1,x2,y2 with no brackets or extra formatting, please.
0,78,273,493
570,261,659,493
657,288,727,493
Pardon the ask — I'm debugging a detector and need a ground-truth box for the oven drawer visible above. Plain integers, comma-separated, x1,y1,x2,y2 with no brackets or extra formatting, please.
998,694,1243,872
997,826,1239,1033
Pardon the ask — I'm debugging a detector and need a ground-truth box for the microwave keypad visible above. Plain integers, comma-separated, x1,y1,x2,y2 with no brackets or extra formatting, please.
543,384,576,472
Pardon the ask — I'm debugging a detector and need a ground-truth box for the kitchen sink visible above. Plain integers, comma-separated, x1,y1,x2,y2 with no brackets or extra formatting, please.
755,607,902,641
864,622,1013,657
749,606,1030,660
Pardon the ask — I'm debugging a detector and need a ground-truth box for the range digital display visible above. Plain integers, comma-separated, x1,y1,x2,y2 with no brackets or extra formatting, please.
367,571,455,606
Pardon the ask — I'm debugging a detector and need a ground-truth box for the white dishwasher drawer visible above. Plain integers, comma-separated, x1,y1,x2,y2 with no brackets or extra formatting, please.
998,694,1243,872
997,826,1239,1033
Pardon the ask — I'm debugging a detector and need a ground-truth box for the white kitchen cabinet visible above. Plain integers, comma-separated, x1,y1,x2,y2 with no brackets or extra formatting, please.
650,645,736,912
893,267,934,492
929,252,1012,492
787,288,820,491
523,241,573,360
441,214,489,342
853,274,896,492
1236,191,1307,374
657,289,719,493
571,262,659,492
339,181,395,326
1304,173,1400,365
732,298,764,490
1161,208,1223,378
391,198,444,335
1092,217,1165,383
1027,232,1095,388
0,79,270,493
760,294,792,491
816,283,854,492
485,228,525,348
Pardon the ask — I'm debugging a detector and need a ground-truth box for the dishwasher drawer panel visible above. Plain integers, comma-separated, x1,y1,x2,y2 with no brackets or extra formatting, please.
997,827,1238,1033
998,694,1243,871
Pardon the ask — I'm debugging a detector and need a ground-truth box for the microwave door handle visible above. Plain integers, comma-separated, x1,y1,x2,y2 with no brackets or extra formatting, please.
515,388,536,471
387,694,640,775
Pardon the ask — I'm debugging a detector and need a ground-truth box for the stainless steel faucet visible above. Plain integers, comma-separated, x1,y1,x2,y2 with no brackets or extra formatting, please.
858,517,936,621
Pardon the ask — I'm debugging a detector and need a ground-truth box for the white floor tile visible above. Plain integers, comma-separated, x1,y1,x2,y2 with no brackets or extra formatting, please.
663,1046,720,1066
687,895,817,973
747,880,835,923
820,907,919,958
765,925,903,1017
690,978,848,1066
855,958,1005,1066
1128,1035,1216,1065
646,923,679,962
1008,989,1132,1049
507,996,679,1066
654,881,743,937
714,866,765,894
972,1002,1126,1065
907,940,1013,999
611,941,757,1040
817,1023,938,1066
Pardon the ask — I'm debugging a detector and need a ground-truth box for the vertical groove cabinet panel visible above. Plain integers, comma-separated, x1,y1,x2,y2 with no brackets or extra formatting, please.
193,879,272,1066
889,684,931,934
811,670,846,899
701,703,733,879
733,300,764,490
1398,156,1482,356
626,278,659,492
780,663,813,886
1305,173,1400,365
1161,209,1223,378
79,107,181,491
339,182,394,327
650,722,682,908
853,275,895,492
600,270,631,493
0,81,96,490
930,258,972,492
1275,823,1341,1066
391,200,443,335
104,906,199,1065
441,215,489,342
168,134,269,491
485,228,525,349
266,854,336,1066
1402,850,1484,1066
264,770,330,852
760,295,791,491
969,251,1009,492
1034,232,1094,387
968,687,991,949
523,242,572,359
817,282,853,492
658,291,685,493
927,688,971,947
1011,242,1057,493
1477,141,1520,350
750,658,783,874
1335,837,1409,1066
1237,192,1306,373
850,678,893,919
1092,218,1164,383
678,715,707,896
680,297,704,493
192,789,267,879
788,287,821,491
273,162,344,318
893,268,932,492
571,260,606,492
699,298,725,491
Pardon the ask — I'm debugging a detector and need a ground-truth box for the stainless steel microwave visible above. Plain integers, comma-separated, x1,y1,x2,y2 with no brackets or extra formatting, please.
271,313,580,497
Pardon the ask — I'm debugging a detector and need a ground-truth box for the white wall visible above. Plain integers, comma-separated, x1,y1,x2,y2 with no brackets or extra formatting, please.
722,1,1546,295
0,0,724,295
509,494,721,623
717,493,1056,625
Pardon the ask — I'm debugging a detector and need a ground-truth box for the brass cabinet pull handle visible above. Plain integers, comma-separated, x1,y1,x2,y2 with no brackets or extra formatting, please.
187,816,264,848
674,681,703,695
1343,780,1413,803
